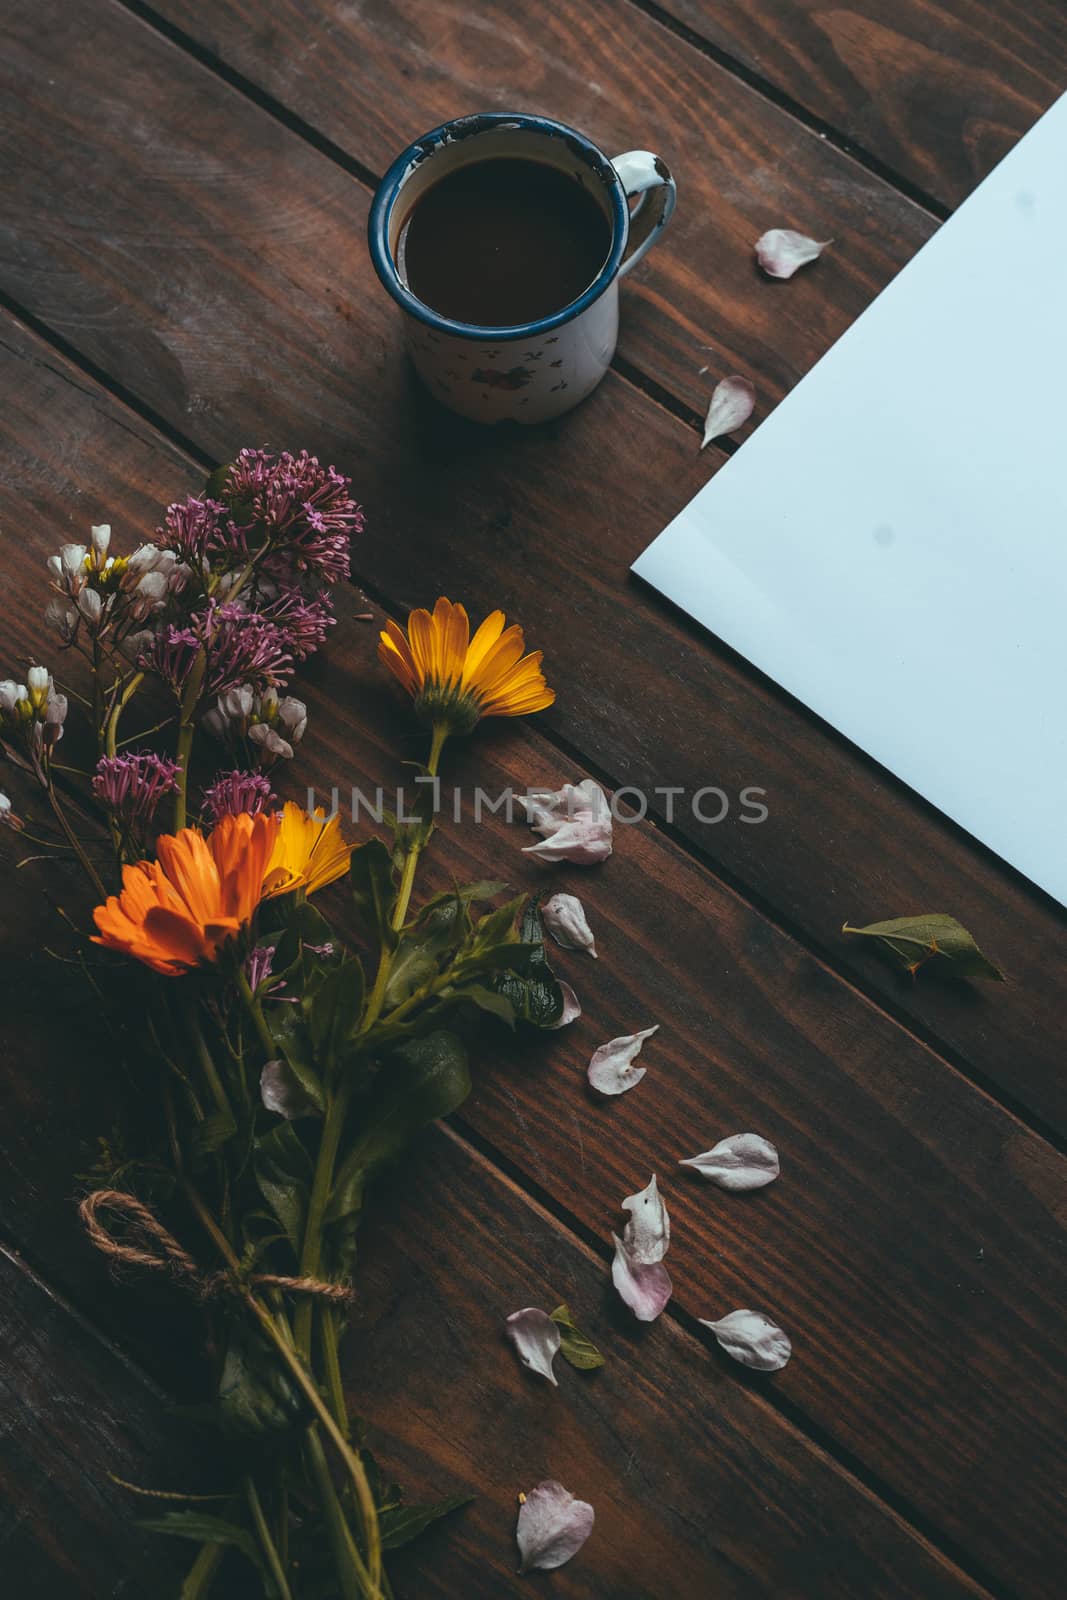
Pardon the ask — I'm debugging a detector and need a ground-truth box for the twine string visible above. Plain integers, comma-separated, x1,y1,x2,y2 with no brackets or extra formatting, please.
79,1189,354,1304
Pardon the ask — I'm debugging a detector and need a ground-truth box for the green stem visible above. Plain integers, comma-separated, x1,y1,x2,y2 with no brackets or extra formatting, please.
305,1428,368,1600
105,671,144,759
320,1308,349,1435
236,965,276,1060
180,1539,225,1599
361,721,449,1033
244,1475,293,1600
189,1006,235,1125
172,651,207,830
293,1077,352,1358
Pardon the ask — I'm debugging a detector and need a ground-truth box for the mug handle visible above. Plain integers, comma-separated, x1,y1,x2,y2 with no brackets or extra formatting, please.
611,151,677,278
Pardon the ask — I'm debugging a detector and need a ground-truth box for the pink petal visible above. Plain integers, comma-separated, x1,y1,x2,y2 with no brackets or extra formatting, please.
700,1309,792,1371
611,1233,673,1322
260,1059,318,1120
523,814,613,864
701,376,756,449
621,1174,670,1264
546,981,582,1029
680,1133,780,1190
516,1479,595,1573
523,780,611,832
754,227,831,280
587,1025,658,1095
505,1307,561,1385
541,893,597,957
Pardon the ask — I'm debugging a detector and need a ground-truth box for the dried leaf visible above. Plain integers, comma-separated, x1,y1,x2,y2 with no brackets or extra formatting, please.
587,1025,658,1096
680,1133,779,1190
755,228,831,279
516,1479,595,1572
505,1308,561,1385
700,1309,792,1371
541,893,597,958
546,981,582,1029
550,1303,605,1370
621,1174,670,1264
611,1233,673,1322
842,913,1005,980
701,375,755,449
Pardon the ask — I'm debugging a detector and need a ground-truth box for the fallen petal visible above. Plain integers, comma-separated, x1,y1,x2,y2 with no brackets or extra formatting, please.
754,227,831,280
542,893,598,958
517,1479,595,1573
260,1059,319,1120
547,981,582,1029
505,1308,561,1386
611,1233,673,1321
680,1133,780,1190
523,814,613,865
700,1309,792,1371
702,375,755,449
587,1025,658,1096
621,1174,670,1264
522,780,611,832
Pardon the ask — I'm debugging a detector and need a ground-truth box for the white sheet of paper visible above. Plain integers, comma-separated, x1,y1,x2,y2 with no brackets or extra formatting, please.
633,94,1067,906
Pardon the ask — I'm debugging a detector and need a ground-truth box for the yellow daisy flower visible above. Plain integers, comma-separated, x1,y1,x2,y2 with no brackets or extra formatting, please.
262,801,353,898
378,597,554,735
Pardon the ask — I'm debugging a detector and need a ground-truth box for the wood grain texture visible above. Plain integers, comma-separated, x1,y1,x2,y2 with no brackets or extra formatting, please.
0,0,1064,1142
148,0,938,423
3,313,1066,1596
344,1125,991,1599
643,0,1067,208
0,1245,198,1597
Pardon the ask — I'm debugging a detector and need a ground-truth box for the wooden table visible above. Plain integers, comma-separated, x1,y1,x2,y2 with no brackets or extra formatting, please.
2,3,1066,1595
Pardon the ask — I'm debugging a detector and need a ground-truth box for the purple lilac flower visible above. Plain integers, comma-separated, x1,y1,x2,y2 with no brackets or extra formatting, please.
202,768,276,823
263,587,335,660
154,496,244,566
220,449,362,582
141,601,293,700
92,751,181,825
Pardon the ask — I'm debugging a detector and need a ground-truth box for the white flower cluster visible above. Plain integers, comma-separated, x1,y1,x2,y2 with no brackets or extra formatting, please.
202,684,308,766
45,524,189,657
0,665,68,754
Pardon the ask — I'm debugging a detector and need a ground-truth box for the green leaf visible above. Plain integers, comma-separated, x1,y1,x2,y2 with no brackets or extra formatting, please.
307,955,365,1061
350,838,397,948
842,914,1005,981
191,1109,238,1157
550,1303,605,1370
267,1007,325,1113
455,983,516,1029
141,1510,263,1574
202,463,234,502
216,1320,304,1445
378,1494,473,1552
327,1031,471,1219
254,1121,312,1254
490,902,564,1028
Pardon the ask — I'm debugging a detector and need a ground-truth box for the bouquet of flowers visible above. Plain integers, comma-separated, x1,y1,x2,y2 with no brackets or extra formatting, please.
0,450,565,1599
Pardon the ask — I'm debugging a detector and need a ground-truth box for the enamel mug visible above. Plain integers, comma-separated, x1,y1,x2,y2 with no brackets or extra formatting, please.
368,112,676,423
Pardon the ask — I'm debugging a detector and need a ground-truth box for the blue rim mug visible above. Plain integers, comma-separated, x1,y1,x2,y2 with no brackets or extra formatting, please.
368,112,676,423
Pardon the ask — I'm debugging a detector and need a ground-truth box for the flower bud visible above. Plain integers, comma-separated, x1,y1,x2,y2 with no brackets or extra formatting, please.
249,723,294,764
26,666,52,713
90,523,111,561
275,696,307,744
45,597,78,642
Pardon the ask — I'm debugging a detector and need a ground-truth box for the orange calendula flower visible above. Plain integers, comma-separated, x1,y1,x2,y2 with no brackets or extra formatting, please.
379,597,554,735
263,800,354,898
92,812,280,975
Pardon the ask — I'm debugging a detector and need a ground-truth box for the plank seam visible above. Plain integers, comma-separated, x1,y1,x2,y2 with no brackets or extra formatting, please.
441,1119,1008,1600
2,283,1062,1158
621,0,952,222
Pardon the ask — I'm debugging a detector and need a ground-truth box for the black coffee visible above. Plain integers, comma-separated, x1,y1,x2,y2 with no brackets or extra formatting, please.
399,157,612,327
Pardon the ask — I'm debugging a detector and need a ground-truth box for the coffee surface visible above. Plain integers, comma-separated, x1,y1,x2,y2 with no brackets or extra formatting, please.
399,157,612,326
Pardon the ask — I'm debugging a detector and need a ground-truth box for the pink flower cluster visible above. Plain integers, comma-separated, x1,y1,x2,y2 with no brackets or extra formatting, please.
92,751,181,825
141,601,294,699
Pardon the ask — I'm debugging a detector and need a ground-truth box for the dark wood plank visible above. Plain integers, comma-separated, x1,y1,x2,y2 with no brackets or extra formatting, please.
1,0,1064,1142
3,313,1066,1596
346,1125,990,1599
643,0,1067,208
0,1244,196,1597
148,0,938,423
